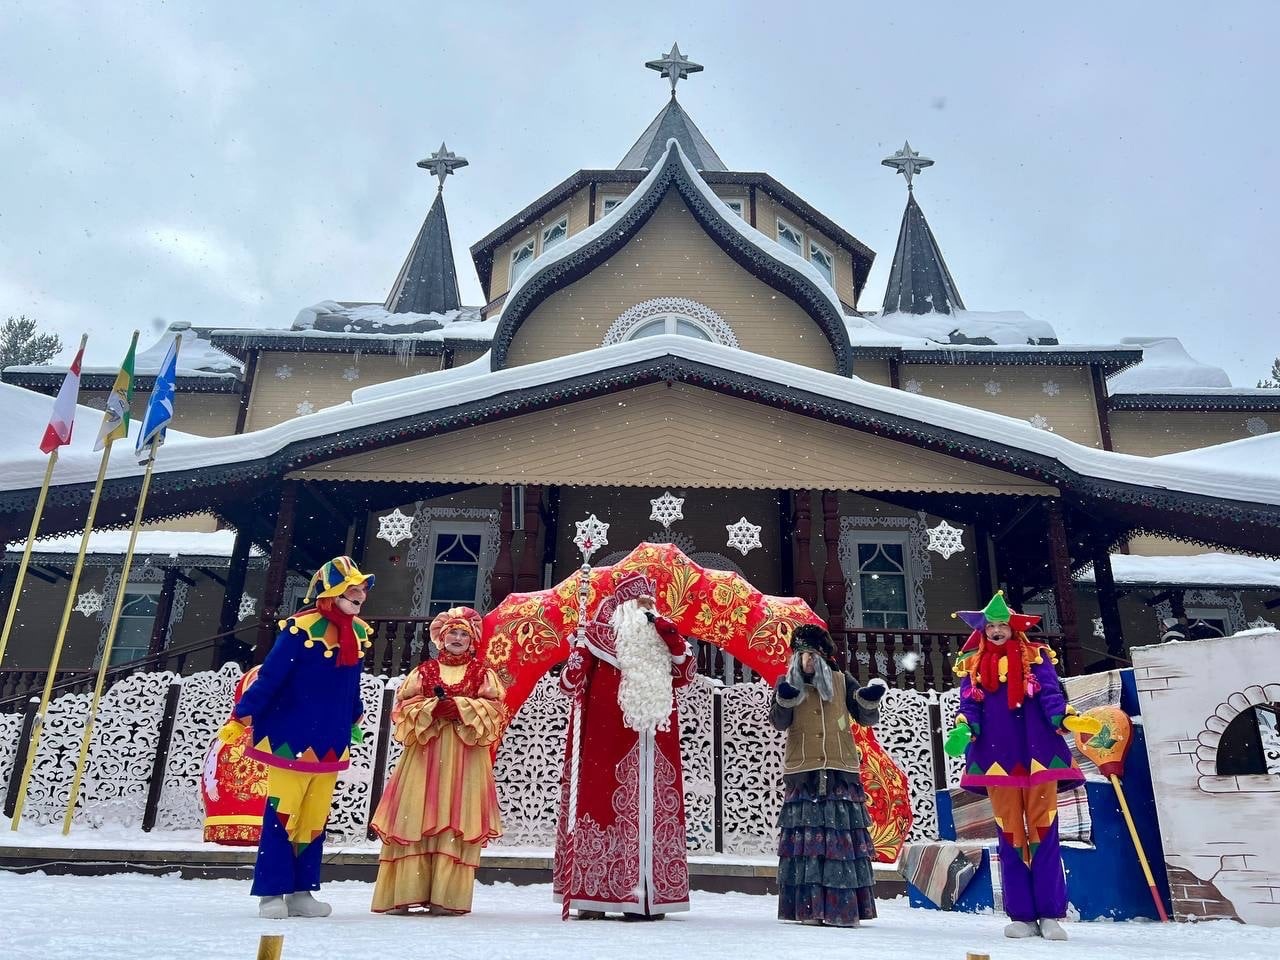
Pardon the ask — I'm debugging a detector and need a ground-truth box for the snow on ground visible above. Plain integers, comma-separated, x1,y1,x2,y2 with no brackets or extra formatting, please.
3,871,1277,960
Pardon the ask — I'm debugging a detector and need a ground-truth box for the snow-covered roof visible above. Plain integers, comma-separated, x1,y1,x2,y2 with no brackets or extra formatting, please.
1076,552,1280,589
3,530,265,559
0,381,199,458
292,301,485,336
872,309,1057,346
2,334,1277,513
5,322,241,379
1108,337,1233,393
1150,431,1280,482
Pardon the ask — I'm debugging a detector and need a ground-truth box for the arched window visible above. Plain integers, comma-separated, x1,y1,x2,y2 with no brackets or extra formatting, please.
601,297,740,348
1217,704,1280,776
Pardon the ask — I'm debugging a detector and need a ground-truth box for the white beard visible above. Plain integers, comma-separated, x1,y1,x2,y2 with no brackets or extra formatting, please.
612,600,676,734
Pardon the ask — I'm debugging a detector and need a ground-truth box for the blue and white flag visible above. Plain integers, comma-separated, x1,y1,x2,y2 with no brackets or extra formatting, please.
135,334,181,462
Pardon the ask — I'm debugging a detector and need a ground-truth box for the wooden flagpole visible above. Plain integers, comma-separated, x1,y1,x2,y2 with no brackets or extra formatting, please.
0,451,57,668
7,439,116,830
60,441,158,834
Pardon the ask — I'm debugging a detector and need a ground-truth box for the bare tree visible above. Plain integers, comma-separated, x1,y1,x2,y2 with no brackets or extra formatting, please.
0,315,63,368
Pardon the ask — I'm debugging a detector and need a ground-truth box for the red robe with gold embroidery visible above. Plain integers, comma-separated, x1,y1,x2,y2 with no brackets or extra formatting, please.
553,616,696,915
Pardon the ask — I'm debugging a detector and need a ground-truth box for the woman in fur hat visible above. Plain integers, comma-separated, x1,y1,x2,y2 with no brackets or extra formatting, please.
370,607,506,915
771,623,887,928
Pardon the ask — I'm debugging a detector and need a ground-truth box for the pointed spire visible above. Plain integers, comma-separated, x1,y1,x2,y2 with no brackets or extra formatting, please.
881,144,964,316
385,147,466,315
618,99,726,171
620,44,724,171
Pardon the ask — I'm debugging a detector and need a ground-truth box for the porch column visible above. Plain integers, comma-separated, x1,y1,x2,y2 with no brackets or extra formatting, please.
820,490,848,647
491,486,515,605
791,490,816,606
1092,544,1126,664
349,510,370,566
216,524,253,666
146,568,179,659
973,519,995,601
256,480,299,663
540,485,561,591
1045,499,1083,675
516,485,544,594
777,491,795,595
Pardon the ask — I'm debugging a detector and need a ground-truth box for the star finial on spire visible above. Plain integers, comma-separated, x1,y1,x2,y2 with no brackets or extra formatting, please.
645,42,704,97
881,141,935,191
417,142,469,191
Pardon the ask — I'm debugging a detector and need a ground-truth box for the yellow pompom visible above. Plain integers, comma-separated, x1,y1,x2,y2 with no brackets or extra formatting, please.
304,639,314,648
997,655,1008,683
323,649,334,658
277,619,287,630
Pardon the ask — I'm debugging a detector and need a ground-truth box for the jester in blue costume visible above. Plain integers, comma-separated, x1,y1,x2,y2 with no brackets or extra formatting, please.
944,592,1100,941
218,556,375,919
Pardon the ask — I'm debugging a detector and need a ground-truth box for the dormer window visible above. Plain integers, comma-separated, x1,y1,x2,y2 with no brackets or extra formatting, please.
601,195,627,216
541,216,568,252
808,241,834,285
724,199,745,219
509,238,535,287
776,217,804,256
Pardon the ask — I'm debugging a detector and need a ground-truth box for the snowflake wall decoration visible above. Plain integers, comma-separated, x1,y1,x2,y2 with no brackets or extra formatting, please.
1028,414,1053,431
237,593,257,621
649,492,685,530
726,517,762,556
74,588,105,618
342,366,360,382
1245,417,1269,436
295,400,315,416
275,364,293,380
573,514,609,561
925,520,964,559
376,508,415,547
1092,617,1106,639
1247,616,1276,631
983,380,1002,396
1042,380,1061,397
904,378,923,394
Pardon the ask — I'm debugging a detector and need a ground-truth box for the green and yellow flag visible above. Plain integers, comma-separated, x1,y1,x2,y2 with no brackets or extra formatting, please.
94,331,138,452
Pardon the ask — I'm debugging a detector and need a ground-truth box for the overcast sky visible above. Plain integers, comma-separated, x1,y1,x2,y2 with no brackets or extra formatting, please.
2,1,1276,383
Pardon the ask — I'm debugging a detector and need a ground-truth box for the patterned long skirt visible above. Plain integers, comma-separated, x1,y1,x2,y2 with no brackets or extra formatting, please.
776,769,878,926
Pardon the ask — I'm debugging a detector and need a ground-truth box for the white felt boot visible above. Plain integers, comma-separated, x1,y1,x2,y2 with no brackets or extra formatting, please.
1038,918,1069,941
1004,920,1041,938
285,891,332,918
258,896,289,920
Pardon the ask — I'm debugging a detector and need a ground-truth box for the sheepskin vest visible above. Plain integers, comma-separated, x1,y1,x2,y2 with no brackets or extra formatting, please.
782,671,861,776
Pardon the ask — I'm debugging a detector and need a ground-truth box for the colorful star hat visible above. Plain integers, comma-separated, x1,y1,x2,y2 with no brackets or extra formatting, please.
303,555,375,603
952,591,1040,651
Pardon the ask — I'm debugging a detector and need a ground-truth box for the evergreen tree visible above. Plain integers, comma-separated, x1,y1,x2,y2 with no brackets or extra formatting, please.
1258,356,1280,389
0,315,63,368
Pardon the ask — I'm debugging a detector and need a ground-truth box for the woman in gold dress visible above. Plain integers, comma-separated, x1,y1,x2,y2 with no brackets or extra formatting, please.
370,607,505,915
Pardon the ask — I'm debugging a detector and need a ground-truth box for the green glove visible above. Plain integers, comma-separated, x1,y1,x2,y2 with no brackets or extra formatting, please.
943,721,974,757
350,722,365,744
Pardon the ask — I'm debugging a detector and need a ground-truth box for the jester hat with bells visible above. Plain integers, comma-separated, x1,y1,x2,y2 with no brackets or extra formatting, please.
430,606,483,655
302,556,375,666
952,591,1050,709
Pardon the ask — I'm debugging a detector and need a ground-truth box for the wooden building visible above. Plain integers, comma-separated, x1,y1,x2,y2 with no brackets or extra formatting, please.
2,56,1278,706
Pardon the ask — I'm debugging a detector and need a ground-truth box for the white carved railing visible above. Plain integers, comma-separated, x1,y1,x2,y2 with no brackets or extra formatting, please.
1,666,950,855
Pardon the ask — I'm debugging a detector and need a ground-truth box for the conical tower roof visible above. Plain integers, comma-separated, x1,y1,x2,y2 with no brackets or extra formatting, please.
618,98,726,172
385,190,461,315
882,191,965,316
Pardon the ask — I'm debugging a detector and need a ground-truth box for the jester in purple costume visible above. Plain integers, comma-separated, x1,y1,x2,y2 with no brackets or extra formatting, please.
944,592,1100,941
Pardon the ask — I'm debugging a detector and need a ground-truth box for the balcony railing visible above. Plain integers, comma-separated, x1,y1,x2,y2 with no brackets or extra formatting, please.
2,617,1066,711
